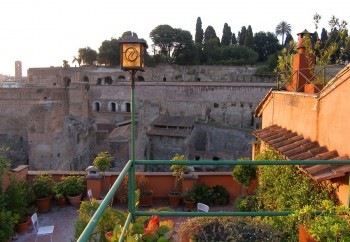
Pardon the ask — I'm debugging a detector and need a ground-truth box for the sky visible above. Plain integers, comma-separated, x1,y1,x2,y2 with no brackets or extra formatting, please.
0,0,349,76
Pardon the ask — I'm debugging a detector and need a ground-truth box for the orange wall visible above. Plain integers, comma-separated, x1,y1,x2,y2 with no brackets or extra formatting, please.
261,91,318,140
318,76,350,156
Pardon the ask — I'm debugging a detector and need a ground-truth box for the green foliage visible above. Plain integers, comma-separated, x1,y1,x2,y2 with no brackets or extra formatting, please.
293,200,350,241
32,174,54,199
253,31,280,62
77,47,97,65
192,183,214,205
74,200,128,241
61,175,85,197
244,25,254,49
53,181,66,199
181,188,195,201
256,148,339,240
221,23,232,46
275,21,292,46
169,154,187,191
212,185,229,204
238,26,247,46
231,158,257,188
0,211,18,241
5,179,35,221
178,217,283,242
150,24,175,62
195,17,203,44
204,25,217,43
97,38,120,66
234,195,258,212
93,151,114,172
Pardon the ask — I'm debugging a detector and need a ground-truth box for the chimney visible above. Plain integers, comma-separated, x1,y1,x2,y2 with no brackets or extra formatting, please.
288,29,316,92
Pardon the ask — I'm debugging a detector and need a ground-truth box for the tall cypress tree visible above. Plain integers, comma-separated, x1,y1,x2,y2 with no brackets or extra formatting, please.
195,17,204,44
232,33,237,45
221,23,232,46
238,26,246,45
244,25,254,48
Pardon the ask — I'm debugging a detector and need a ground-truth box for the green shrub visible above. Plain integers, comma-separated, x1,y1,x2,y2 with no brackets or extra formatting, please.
212,185,229,204
193,183,214,205
0,211,18,241
93,151,114,172
232,158,257,188
255,148,338,241
32,174,54,199
178,217,282,242
61,175,85,197
234,195,258,212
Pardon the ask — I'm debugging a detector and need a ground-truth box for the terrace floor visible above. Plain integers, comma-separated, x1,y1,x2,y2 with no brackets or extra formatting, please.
13,200,233,242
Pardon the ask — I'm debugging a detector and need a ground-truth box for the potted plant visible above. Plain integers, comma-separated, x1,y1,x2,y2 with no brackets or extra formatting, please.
212,185,229,205
92,151,113,198
231,158,257,196
32,174,53,213
193,183,214,205
53,181,67,207
295,200,350,242
182,188,196,211
168,154,187,207
5,179,35,233
137,175,153,207
0,211,18,241
61,175,85,207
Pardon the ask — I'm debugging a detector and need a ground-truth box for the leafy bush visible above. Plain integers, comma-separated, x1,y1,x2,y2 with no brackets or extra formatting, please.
192,183,214,205
232,158,257,188
212,185,229,204
294,200,350,241
61,175,85,197
255,147,339,240
93,151,114,172
32,174,54,199
0,211,18,241
234,195,258,212
178,217,282,242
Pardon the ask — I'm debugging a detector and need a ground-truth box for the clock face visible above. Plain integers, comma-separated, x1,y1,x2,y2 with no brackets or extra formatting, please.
125,47,139,62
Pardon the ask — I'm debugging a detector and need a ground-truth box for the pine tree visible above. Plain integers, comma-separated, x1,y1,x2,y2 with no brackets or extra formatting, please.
195,17,204,44
221,23,232,46
244,25,254,49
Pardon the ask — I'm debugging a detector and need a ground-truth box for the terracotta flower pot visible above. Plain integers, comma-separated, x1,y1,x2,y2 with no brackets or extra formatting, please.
15,218,29,234
168,192,181,207
139,193,153,207
56,197,67,207
299,224,319,242
35,196,52,213
184,199,196,211
67,194,82,207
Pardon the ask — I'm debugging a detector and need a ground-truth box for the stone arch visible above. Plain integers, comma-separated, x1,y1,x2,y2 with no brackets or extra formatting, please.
108,102,118,112
93,101,101,112
63,77,71,87
137,76,145,81
118,75,126,82
121,102,131,112
105,76,113,85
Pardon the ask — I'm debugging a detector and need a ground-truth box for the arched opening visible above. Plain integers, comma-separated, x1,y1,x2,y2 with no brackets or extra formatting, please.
93,101,100,112
213,156,220,160
97,78,102,85
105,76,113,85
126,103,131,112
83,76,89,82
63,77,71,87
109,102,117,112
118,75,126,82
137,76,145,81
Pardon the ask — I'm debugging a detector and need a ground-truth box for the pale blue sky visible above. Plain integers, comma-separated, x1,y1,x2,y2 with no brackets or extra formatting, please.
0,0,349,76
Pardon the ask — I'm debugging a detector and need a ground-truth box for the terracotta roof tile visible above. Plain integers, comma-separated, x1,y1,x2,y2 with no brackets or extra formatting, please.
253,125,350,181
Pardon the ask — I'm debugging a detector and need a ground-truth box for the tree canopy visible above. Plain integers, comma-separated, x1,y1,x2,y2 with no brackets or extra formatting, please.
221,23,232,46
195,17,204,44
275,21,291,46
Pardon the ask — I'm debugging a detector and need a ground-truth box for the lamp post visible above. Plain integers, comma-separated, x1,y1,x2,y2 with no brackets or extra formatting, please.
119,36,147,220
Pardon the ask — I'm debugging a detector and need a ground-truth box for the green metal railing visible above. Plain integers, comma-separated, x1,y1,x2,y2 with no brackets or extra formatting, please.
77,159,350,242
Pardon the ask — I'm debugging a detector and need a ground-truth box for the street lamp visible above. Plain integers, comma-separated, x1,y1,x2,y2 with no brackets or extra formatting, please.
119,36,147,220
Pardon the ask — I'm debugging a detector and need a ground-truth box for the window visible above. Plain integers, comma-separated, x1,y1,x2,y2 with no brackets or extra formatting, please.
214,103,219,108
93,102,100,112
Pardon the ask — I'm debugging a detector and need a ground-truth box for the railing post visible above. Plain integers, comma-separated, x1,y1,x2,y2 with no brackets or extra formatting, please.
128,70,136,222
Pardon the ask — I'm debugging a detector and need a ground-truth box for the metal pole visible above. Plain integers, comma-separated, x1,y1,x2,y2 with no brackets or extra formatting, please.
128,70,137,222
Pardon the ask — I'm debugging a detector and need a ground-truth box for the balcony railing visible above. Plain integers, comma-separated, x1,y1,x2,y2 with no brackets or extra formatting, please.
77,159,350,242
